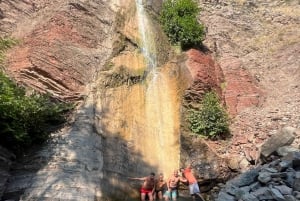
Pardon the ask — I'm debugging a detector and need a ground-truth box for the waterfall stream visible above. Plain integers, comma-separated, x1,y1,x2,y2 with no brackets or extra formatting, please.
135,0,180,177
135,0,157,70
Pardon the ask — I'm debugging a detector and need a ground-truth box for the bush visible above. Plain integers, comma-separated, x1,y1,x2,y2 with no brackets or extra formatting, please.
0,37,73,153
160,0,205,47
188,92,229,138
0,71,73,152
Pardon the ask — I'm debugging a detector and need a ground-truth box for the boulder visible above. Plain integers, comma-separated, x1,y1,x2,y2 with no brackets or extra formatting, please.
215,150,300,201
260,126,296,158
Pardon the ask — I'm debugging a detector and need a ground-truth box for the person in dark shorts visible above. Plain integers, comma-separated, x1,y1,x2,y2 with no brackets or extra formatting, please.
154,173,167,200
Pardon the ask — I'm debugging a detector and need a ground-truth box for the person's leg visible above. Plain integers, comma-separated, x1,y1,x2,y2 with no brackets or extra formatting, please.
148,192,154,201
193,183,205,201
189,184,196,201
141,192,146,201
190,183,205,201
163,191,170,201
195,193,205,201
153,191,157,201
158,191,163,200
171,190,177,201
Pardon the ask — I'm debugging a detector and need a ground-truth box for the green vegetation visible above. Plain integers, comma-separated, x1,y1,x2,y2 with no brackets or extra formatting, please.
188,91,229,138
0,37,73,153
0,71,73,153
0,37,18,66
160,0,205,48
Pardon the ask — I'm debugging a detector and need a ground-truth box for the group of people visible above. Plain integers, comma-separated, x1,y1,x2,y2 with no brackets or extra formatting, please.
129,161,205,201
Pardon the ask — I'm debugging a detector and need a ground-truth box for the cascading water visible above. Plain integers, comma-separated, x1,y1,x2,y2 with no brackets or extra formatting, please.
93,1,183,198
135,0,157,70
135,0,180,177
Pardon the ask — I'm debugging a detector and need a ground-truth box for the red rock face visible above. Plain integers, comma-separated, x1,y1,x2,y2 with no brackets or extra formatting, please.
220,56,263,116
3,1,115,101
186,49,224,88
181,49,235,184
7,14,87,101
184,48,224,104
185,53,264,172
184,49,262,116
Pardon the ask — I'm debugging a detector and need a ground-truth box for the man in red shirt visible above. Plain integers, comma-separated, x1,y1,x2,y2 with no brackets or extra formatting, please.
180,161,205,201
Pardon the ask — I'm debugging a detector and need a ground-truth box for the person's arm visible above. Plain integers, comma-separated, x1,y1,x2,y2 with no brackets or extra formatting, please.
187,160,196,169
179,176,187,183
166,177,171,191
152,180,156,194
163,181,167,190
128,176,146,181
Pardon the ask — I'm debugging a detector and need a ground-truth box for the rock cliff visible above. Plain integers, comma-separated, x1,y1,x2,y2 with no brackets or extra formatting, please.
199,0,300,172
1,0,117,101
0,0,299,200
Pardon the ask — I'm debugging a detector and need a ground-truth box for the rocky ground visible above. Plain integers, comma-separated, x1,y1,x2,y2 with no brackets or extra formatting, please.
214,127,300,201
199,0,300,170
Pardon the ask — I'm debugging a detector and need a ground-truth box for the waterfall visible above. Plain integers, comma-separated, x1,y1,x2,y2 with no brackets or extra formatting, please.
135,0,157,70
135,0,179,177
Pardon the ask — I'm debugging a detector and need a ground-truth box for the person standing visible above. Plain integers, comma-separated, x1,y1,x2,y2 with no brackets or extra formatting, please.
164,170,187,201
154,173,167,200
129,172,156,201
180,161,205,201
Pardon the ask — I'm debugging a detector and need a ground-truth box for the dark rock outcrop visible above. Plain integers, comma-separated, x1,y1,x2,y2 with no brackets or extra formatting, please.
216,150,300,201
215,126,300,201
260,127,296,159
0,146,15,200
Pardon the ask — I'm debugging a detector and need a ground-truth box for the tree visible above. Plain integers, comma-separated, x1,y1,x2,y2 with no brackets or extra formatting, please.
160,0,205,48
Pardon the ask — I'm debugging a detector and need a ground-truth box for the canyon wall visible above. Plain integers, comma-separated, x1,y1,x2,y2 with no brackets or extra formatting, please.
0,0,286,200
